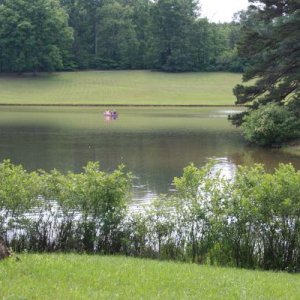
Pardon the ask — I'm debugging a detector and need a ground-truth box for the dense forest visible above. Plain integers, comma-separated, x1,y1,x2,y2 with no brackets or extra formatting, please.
0,0,245,73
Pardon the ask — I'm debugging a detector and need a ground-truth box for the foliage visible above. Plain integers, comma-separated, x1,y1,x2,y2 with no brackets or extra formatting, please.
46,162,132,253
95,2,139,69
231,0,300,126
2,160,300,271
0,160,42,241
220,163,300,271
215,21,246,72
0,0,73,73
241,103,300,146
0,160,132,253
147,0,198,71
0,160,41,214
0,0,245,72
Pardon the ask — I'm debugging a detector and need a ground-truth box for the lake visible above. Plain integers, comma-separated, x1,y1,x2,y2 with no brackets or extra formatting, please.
0,106,299,206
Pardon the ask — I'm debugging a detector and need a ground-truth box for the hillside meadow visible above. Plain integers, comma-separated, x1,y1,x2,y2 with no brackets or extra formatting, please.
1,254,300,300
0,71,241,105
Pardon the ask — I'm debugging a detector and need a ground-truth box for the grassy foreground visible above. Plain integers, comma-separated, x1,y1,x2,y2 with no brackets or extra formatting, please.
0,71,241,105
1,254,299,300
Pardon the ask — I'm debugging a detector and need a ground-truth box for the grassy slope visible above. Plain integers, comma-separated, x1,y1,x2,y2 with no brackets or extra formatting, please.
1,254,299,300
281,139,300,156
0,71,241,105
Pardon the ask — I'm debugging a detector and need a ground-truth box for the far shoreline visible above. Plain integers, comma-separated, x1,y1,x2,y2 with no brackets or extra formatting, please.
0,71,242,106
0,103,246,107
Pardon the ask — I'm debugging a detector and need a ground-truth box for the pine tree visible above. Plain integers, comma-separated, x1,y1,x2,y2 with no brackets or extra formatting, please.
231,0,300,125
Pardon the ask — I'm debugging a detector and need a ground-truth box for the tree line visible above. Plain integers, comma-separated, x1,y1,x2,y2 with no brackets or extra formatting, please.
0,0,245,73
1,0,298,145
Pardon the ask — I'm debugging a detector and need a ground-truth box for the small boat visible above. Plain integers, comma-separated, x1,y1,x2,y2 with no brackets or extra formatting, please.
103,110,118,117
103,110,118,120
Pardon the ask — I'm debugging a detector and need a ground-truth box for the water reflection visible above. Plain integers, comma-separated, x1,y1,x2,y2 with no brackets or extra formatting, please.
0,106,299,205
211,158,237,180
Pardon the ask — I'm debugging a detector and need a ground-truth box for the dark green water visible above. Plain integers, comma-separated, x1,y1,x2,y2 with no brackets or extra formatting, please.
0,106,299,205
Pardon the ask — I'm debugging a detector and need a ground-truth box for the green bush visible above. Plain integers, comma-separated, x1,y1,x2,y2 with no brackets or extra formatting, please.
219,163,300,271
241,103,300,146
0,161,132,253
0,160,42,238
1,160,300,271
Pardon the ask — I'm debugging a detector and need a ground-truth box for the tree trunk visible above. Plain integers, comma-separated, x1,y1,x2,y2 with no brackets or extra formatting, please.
0,237,10,260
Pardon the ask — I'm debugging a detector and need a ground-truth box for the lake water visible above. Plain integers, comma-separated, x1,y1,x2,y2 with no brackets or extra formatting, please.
0,106,299,206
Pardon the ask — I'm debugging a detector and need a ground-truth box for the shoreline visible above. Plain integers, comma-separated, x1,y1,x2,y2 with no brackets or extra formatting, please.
281,139,300,156
0,71,242,106
0,103,245,108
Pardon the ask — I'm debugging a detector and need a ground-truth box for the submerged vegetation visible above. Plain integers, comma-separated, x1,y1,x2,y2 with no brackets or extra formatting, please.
1,160,300,272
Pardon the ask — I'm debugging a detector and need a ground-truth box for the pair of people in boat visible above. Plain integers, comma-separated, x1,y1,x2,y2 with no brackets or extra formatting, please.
104,110,118,116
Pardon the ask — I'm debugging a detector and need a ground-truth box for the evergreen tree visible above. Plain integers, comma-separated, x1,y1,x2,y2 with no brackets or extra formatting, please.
231,0,300,125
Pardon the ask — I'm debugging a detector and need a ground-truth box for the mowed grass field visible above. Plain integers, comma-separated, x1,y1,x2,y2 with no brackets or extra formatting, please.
0,71,241,105
281,139,300,156
1,254,299,300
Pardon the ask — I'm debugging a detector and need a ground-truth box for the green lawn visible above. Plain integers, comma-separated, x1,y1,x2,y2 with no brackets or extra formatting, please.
0,71,241,105
1,254,299,299
281,139,300,156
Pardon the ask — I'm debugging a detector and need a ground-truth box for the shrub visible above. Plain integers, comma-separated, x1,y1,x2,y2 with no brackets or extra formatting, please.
0,161,132,253
241,103,300,146
44,162,133,253
2,160,300,271
219,163,300,271
0,160,42,240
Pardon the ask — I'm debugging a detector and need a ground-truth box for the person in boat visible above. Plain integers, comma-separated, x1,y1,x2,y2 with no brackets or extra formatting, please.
104,110,112,115
104,110,118,117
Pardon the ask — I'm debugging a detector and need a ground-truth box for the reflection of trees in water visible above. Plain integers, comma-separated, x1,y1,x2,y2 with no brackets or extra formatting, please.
1,123,299,203
230,148,300,172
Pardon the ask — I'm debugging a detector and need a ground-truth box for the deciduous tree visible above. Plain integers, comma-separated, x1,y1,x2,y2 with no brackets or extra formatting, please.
147,0,199,71
0,0,73,73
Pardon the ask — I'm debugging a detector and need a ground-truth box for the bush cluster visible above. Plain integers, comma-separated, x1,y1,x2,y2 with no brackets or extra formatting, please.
1,160,300,271
0,160,132,254
241,103,300,146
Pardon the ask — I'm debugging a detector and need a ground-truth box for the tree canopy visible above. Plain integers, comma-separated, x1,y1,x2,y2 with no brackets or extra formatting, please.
231,0,300,125
0,0,73,73
147,0,198,71
0,0,246,73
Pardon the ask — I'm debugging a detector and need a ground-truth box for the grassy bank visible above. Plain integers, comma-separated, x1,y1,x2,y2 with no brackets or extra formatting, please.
1,254,299,300
0,71,241,105
281,139,300,156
